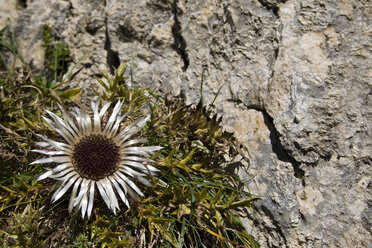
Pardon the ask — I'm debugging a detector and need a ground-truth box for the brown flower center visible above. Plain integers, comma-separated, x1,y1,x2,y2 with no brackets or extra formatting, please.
72,134,120,180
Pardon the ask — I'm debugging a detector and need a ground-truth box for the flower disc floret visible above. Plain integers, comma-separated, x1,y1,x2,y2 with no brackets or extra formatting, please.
72,134,120,181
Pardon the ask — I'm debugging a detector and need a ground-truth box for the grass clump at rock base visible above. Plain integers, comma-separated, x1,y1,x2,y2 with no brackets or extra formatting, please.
0,25,258,247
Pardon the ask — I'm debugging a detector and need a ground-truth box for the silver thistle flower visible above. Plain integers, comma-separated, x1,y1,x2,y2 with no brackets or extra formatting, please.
31,101,162,218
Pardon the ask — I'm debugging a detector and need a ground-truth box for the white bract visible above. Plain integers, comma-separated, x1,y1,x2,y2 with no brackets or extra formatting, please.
31,101,161,219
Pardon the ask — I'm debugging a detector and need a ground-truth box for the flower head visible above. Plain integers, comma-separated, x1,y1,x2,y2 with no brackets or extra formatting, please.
31,101,161,218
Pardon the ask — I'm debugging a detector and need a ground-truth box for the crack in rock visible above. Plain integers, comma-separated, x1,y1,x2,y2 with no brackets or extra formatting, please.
259,202,288,246
226,99,305,183
171,0,189,71
257,0,287,16
104,18,120,74
244,102,306,183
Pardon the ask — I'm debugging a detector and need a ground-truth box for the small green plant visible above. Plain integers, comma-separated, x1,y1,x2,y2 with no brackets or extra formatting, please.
0,24,258,247
0,24,83,246
1,204,46,247
92,63,258,247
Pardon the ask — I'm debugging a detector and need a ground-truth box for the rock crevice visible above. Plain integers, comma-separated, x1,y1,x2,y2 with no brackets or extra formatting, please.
171,0,189,71
104,17,120,75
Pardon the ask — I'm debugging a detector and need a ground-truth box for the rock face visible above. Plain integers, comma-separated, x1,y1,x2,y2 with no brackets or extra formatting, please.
5,0,372,247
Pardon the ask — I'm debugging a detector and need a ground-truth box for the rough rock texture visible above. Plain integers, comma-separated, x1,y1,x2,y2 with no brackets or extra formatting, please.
4,0,372,247
0,0,22,28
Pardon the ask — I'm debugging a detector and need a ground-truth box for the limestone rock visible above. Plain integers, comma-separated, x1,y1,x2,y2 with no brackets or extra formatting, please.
0,0,21,28
5,0,372,247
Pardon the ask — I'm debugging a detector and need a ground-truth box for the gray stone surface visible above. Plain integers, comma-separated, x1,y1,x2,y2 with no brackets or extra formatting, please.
0,0,21,28
4,0,372,247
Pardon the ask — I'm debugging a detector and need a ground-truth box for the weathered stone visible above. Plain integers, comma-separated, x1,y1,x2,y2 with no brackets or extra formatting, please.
5,0,372,246
0,0,21,28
